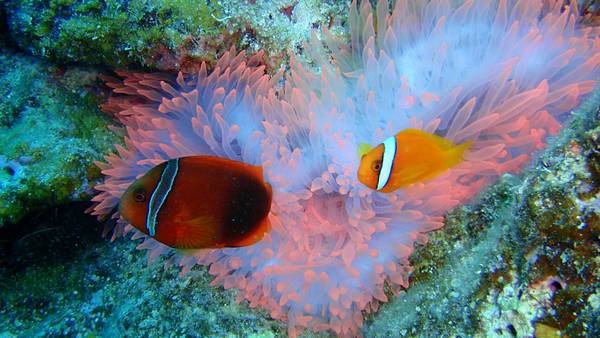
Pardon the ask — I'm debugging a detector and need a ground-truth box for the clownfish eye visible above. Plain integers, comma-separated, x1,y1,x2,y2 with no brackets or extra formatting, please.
134,189,146,203
371,160,382,172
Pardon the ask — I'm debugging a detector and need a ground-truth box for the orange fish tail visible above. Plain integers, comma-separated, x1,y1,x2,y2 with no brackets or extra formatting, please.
446,140,472,167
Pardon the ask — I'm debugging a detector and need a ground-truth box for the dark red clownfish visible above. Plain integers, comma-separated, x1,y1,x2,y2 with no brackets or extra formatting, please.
119,156,272,250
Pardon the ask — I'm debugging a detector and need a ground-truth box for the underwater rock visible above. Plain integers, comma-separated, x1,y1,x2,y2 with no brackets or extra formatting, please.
0,50,119,227
0,203,288,337
2,0,346,69
219,1,348,61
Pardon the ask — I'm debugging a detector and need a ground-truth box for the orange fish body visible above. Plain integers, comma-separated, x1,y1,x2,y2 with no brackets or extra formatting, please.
357,129,471,193
119,156,272,249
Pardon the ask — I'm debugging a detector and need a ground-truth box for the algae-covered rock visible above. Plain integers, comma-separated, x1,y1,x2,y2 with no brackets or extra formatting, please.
0,49,119,227
220,0,347,58
4,0,226,68
3,0,347,69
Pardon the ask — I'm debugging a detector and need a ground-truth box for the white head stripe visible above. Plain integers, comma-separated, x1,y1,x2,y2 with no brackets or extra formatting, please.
146,158,179,237
377,136,396,190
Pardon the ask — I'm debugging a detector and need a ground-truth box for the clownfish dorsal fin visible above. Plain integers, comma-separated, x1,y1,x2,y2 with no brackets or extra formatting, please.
357,142,373,158
250,165,266,181
410,128,456,149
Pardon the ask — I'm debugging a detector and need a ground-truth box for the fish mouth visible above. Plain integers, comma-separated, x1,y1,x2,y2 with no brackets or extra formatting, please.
117,200,129,223
356,168,368,186
117,189,134,225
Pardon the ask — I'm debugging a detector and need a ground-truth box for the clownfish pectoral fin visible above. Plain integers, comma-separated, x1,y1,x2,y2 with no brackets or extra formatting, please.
184,215,217,228
459,140,473,152
399,163,432,183
357,143,373,158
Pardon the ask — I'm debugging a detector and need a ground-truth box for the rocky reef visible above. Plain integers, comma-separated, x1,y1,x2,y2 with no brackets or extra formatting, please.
2,87,597,337
4,0,347,70
0,51,118,228
0,0,598,337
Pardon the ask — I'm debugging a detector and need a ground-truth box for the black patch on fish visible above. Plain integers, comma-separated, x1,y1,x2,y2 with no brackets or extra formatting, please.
221,174,270,243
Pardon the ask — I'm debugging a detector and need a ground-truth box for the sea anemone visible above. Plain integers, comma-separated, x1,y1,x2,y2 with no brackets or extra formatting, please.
91,0,600,336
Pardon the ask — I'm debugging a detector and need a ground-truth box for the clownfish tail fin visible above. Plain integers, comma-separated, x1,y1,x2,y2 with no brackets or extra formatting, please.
446,140,473,166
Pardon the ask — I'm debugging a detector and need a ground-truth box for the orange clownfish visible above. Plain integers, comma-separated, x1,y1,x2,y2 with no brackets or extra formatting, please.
119,156,272,250
357,129,472,193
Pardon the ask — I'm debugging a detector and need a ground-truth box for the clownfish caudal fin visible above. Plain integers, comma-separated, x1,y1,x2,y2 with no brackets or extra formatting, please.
446,140,473,166
357,143,372,158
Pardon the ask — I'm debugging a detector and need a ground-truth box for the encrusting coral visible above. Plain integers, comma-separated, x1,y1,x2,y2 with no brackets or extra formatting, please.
91,0,600,336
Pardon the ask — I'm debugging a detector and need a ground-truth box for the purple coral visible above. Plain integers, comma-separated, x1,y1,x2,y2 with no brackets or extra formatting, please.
91,1,600,336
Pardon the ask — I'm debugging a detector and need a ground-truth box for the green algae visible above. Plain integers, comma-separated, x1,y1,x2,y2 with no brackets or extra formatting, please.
4,0,226,68
0,50,119,227
0,56,40,127
3,0,347,70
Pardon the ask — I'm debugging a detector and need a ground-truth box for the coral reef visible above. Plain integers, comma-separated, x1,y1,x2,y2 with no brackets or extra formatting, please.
0,0,598,337
3,0,346,69
0,85,600,337
1,88,597,338
0,52,38,127
91,0,600,336
0,49,119,227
